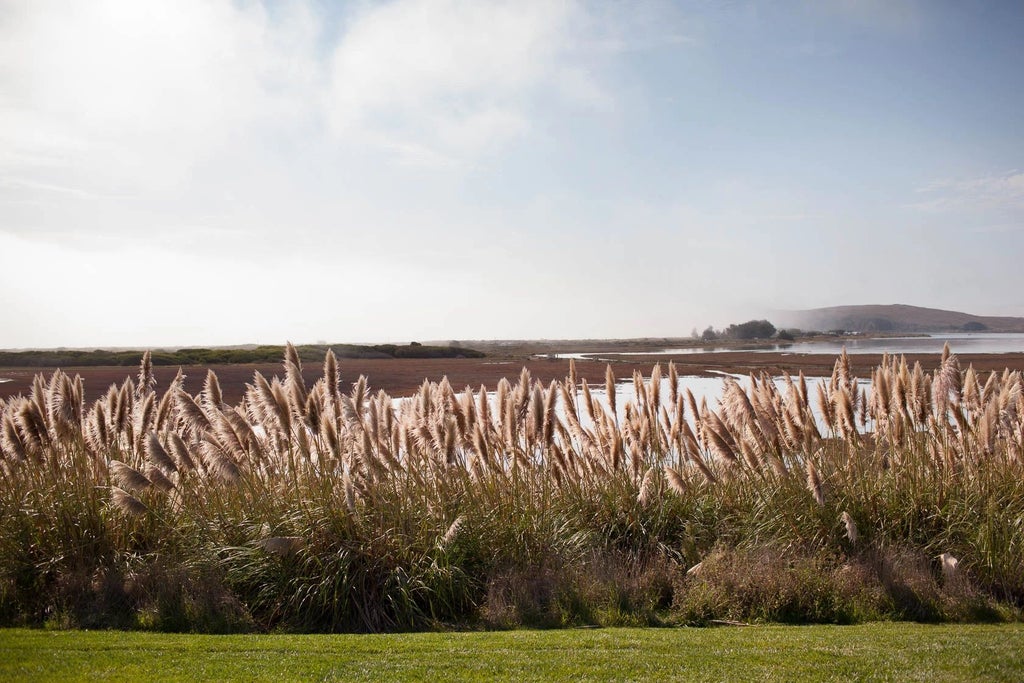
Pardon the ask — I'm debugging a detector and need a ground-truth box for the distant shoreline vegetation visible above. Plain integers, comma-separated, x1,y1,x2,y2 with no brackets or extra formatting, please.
0,343,485,368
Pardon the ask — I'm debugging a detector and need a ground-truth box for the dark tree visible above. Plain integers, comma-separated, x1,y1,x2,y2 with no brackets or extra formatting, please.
725,319,777,340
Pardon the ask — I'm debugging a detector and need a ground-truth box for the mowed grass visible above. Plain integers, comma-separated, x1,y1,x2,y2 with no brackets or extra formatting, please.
1,624,1022,682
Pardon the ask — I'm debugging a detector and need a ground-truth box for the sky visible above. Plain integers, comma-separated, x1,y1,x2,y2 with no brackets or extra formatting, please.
2,0,1023,348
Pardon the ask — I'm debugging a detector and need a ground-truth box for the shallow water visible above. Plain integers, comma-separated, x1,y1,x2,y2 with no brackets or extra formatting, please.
552,333,1024,360
396,372,871,435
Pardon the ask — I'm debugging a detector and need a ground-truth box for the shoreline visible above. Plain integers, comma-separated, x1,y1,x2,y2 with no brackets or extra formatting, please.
3,350,1024,406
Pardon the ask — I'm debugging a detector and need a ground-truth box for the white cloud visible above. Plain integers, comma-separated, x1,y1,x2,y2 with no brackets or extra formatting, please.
325,0,596,162
0,0,322,197
0,0,629,222
911,171,1024,213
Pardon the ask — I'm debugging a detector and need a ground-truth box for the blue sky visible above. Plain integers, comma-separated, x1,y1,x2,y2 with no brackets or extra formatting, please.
1,0,1022,347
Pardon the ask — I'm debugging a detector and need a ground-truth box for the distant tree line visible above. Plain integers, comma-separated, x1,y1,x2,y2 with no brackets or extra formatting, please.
0,343,485,368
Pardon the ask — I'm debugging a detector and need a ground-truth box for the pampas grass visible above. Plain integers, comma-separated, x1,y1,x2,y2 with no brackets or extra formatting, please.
1,345,1023,631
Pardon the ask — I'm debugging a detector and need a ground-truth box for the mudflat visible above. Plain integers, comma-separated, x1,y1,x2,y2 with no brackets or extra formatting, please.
3,351,1024,405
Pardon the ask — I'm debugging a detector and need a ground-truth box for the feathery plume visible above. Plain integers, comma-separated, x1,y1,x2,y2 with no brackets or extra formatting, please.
1,414,27,462
581,379,596,424
203,370,223,410
16,401,49,452
270,380,293,433
806,457,825,505
605,365,617,418
542,380,558,448
816,383,836,433
477,384,491,430
136,350,155,397
705,425,738,466
200,438,241,483
351,375,367,413
146,431,177,473
284,342,307,411
798,371,809,406
528,384,544,442
441,515,465,547
145,466,175,492
167,431,196,471
133,392,156,453
668,362,679,410
154,388,174,433
841,511,858,544
323,349,340,405
114,381,132,435
962,365,980,413
637,466,656,506
649,364,662,416
110,460,152,492
175,389,211,434
110,487,147,516
472,422,490,467
934,344,962,411
664,466,687,495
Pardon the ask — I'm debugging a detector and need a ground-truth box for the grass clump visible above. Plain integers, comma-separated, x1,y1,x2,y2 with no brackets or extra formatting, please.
674,544,1013,625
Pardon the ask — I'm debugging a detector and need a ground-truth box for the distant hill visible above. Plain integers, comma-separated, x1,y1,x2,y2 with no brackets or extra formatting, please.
777,304,1024,334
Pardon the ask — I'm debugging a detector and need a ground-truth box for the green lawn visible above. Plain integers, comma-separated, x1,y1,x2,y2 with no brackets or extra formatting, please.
1,624,1022,682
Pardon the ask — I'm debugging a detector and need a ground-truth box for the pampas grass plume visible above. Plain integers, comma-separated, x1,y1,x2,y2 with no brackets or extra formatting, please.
111,486,147,516
841,511,858,544
806,458,825,505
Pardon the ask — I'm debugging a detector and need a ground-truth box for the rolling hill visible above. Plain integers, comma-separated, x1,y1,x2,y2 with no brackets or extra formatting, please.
777,304,1024,334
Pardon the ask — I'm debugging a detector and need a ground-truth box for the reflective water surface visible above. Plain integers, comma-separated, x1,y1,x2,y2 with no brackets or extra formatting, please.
553,333,1024,360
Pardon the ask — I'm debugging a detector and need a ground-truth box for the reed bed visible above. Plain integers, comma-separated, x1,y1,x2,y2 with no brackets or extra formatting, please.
0,345,1021,631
